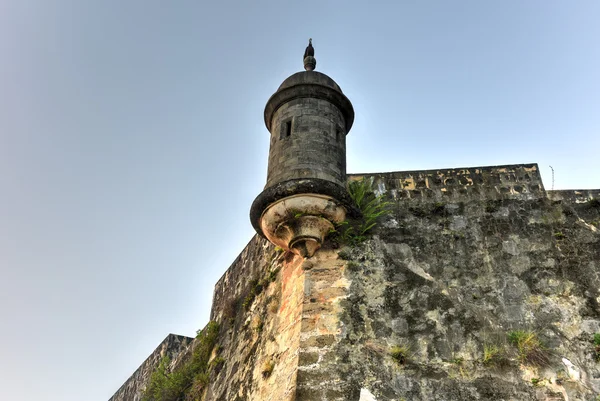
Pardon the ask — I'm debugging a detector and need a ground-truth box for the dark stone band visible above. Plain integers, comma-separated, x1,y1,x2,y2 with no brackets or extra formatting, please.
250,178,359,237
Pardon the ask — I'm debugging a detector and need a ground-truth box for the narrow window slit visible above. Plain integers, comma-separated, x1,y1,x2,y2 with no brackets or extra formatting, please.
280,119,293,139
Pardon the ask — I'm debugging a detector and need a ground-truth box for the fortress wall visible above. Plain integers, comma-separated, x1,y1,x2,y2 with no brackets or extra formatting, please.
313,172,600,401
210,236,273,323
110,164,600,401
109,334,193,401
205,236,306,401
548,189,600,203
351,163,545,202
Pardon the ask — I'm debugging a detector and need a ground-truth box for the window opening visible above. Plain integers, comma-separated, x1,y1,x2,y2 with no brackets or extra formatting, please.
280,119,292,139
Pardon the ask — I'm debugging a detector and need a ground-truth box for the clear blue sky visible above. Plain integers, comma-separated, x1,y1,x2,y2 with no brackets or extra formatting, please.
0,1,598,400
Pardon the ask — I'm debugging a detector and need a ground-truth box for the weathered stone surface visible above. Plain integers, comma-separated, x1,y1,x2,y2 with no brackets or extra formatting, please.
354,163,546,202
323,165,600,401
251,68,356,262
110,164,600,401
205,239,304,401
109,334,193,401
266,97,348,187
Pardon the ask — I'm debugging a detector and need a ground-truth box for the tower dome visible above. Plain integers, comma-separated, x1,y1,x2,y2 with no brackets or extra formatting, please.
250,40,355,258
276,70,342,93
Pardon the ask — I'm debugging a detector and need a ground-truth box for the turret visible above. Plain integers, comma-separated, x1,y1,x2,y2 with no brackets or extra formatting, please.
250,40,355,257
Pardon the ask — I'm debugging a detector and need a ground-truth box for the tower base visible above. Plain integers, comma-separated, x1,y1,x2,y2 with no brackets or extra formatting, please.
259,194,346,258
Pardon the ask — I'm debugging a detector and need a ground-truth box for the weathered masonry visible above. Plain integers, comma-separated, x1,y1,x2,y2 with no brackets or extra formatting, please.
110,42,600,401
250,39,355,259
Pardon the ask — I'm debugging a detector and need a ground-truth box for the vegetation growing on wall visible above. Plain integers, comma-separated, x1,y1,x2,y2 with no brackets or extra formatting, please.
261,359,274,378
507,330,549,366
142,322,220,401
332,177,391,245
389,345,410,366
241,264,281,312
482,343,506,366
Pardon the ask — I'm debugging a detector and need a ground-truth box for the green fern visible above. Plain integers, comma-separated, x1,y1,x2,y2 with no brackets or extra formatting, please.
332,177,391,245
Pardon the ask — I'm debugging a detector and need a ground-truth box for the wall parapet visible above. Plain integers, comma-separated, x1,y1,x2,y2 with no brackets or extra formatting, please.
350,163,545,202
547,189,600,203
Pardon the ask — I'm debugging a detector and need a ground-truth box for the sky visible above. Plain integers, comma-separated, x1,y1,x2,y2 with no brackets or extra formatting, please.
0,1,598,400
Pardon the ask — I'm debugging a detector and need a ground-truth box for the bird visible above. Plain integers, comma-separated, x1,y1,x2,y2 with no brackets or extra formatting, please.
304,38,314,59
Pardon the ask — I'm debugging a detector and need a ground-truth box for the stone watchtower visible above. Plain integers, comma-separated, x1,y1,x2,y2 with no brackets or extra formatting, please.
250,40,355,257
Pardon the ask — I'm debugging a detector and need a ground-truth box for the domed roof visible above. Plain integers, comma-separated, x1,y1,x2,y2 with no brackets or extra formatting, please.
265,68,353,132
264,41,354,132
277,71,343,93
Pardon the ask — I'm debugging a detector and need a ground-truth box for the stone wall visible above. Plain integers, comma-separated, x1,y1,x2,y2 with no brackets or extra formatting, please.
110,163,600,401
109,334,193,401
311,164,600,400
206,236,304,401
548,189,600,204
358,163,545,202
204,235,352,400
266,97,347,188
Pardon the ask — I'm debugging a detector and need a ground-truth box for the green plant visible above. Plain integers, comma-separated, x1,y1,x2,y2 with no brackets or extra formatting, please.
390,345,410,366
553,231,565,240
268,267,280,282
332,177,391,246
185,371,209,400
240,266,281,314
348,177,391,231
450,357,464,365
252,315,263,332
482,344,503,365
268,295,280,314
347,260,361,272
337,249,351,260
242,278,264,310
223,297,239,325
507,330,549,366
261,359,275,378
141,322,220,401
530,377,542,386
211,356,225,374
594,333,600,361
142,357,179,401
242,292,255,310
